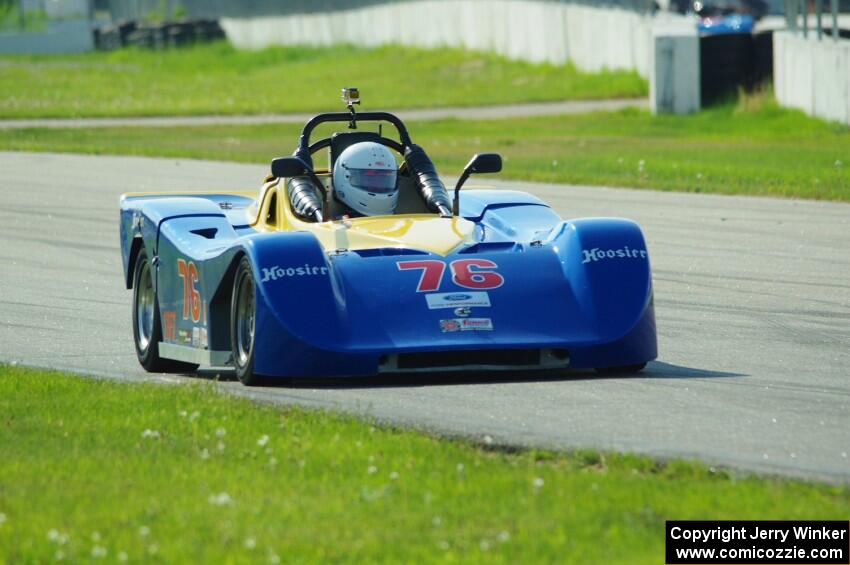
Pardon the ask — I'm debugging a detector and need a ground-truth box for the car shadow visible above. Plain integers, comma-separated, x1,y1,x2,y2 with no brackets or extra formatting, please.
193,360,745,389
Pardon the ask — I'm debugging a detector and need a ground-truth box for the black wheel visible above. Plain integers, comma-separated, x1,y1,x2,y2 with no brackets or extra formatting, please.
231,257,265,386
132,249,199,374
595,363,647,376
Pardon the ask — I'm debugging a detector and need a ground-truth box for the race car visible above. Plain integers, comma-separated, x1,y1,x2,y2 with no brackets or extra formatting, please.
119,89,657,385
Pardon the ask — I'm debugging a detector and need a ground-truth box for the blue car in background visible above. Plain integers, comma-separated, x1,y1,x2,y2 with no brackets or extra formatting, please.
698,11,755,34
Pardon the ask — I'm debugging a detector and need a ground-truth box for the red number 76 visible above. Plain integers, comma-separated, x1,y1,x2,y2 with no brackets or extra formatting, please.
397,259,504,292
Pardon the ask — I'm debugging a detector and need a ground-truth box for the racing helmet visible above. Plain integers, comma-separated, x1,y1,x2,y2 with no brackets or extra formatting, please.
333,142,398,216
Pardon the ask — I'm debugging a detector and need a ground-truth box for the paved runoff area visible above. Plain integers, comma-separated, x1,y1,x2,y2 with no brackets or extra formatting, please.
1,152,848,482
0,98,645,129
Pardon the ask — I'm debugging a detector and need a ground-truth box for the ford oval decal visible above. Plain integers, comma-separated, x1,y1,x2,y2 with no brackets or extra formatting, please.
445,294,472,301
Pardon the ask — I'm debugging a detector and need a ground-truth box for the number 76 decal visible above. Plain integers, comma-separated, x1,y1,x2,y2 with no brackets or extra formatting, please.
397,259,504,292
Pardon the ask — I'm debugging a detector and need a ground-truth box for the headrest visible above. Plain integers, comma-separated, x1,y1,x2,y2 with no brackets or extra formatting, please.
329,131,385,169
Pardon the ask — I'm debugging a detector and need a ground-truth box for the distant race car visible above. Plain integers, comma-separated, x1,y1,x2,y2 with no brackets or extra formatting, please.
119,89,657,385
698,12,754,34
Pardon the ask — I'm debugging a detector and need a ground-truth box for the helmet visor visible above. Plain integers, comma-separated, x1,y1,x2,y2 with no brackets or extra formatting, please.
347,168,396,193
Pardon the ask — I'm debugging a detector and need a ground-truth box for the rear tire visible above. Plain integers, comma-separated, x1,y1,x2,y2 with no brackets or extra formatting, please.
231,257,265,386
132,249,199,374
595,363,647,376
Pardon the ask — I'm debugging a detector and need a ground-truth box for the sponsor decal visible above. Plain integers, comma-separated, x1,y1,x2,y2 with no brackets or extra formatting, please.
177,259,202,323
454,307,472,317
582,246,647,265
192,327,200,348
177,329,192,345
261,263,329,283
162,311,177,341
425,291,491,310
398,259,504,292
200,328,208,349
440,318,494,332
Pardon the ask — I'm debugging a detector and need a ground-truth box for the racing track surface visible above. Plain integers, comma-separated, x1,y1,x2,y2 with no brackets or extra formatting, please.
2,152,849,482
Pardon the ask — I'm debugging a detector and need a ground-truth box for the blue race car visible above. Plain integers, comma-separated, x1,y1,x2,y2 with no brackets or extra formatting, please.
120,91,657,385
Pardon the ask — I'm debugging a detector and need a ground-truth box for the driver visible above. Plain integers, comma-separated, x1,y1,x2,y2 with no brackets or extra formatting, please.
332,142,398,217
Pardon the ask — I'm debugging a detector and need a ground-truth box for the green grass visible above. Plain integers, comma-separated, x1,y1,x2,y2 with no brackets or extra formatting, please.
0,365,848,563
3,99,848,201
0,42,646,119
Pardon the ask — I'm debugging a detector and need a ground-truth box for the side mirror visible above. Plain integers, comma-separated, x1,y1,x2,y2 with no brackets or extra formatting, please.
271,156,309,179
453,153,502,215
465,153,502,175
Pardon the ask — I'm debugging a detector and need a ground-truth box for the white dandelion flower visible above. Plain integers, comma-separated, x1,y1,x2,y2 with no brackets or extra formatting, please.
456,463,464,473
118,551,128,562
139,525,150,537
533,477,544,488
216,427,226,438
498,531,510,543
200,448,210,460
0,513,6,526
141,429,160,439
208,492,232,506
244,537,256,549
367,465,377,475
91,545,107,558
148,543,159,555
54,550,65,561
389,471,399,480
48,529,60,541
217,441,225,452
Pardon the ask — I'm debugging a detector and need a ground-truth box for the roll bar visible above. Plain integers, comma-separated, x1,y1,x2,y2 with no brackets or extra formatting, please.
296,111,413,156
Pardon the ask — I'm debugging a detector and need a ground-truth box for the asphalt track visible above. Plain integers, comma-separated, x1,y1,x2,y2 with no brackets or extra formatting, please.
2,152,849,483
0,98,646,129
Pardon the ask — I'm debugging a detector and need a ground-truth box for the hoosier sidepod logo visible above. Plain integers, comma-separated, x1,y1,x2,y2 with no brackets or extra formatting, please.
260,263,329,283
582,246,647,265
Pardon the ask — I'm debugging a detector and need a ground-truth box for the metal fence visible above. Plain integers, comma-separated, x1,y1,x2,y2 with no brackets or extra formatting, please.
783,0,850,39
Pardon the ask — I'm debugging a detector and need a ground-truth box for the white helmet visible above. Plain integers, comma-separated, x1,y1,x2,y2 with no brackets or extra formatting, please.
333,142,398,216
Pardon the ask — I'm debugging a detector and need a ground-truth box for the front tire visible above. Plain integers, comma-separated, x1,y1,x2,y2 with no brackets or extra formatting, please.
231,257,265,386
132,249,198,373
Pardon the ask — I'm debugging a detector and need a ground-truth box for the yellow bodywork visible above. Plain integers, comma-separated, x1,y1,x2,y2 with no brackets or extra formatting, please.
125,175,475,257
252,178,476,257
